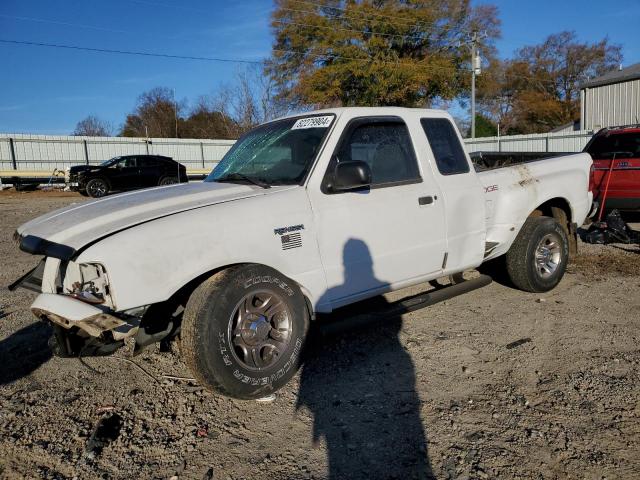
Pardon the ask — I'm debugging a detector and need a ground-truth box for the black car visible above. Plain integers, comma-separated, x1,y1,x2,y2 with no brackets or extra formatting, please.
67,155,188,198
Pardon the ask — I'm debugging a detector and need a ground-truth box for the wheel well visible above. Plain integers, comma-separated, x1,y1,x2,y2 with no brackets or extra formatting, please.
529,197,577,256
529,197,572,223
142,263,316,330
86,176,111,188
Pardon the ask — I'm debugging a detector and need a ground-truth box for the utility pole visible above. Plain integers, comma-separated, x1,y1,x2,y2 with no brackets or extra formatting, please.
470,31,482,139
173,88,178,139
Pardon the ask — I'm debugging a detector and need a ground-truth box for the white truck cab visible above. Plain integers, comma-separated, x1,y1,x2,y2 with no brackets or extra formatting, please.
13,107,593,399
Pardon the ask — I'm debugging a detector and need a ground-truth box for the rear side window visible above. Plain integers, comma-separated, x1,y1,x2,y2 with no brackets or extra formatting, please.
138,157,155,167
421,118,470,175
336,121,420,186
586,132,640,159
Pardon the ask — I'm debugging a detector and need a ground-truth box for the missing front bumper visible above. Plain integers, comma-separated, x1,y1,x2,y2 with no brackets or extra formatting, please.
31,293,140,341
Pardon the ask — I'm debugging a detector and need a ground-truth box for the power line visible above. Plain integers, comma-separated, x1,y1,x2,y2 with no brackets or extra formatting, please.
0,39,263,64
0,38,469,72
1,37,566,88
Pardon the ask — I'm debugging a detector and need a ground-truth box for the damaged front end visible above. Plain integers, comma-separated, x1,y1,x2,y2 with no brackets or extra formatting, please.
10,247,174,358
30,293,146,356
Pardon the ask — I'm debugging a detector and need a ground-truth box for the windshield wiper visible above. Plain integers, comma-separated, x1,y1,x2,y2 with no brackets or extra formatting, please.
216,173,271,189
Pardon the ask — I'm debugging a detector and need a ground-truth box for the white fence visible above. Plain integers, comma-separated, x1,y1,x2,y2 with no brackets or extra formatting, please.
1,129,596,175
0,134,236,172
463,130,594,153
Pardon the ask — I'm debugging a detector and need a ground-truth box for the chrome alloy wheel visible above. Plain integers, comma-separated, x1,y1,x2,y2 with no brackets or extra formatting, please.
87,179,108,197
534,232,562,278
228,290,293,371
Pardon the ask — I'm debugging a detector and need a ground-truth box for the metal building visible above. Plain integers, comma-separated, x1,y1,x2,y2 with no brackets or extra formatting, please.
580,62,640,130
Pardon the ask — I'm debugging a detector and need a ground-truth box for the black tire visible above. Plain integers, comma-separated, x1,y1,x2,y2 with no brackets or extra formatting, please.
181,264,309,400
85,178,109,198
506,216,569,293
78,189,89,197
159,176,178,186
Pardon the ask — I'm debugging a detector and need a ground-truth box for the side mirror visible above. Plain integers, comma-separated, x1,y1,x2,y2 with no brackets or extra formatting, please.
332,161,372,192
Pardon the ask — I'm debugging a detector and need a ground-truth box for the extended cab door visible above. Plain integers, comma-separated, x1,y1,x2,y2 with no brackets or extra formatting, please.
420,117,486,272
307,116,447,309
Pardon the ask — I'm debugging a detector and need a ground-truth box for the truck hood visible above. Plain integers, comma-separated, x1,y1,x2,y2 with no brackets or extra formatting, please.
17,182,293,254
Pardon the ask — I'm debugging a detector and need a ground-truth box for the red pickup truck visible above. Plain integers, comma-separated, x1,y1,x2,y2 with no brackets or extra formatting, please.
584,125,640,212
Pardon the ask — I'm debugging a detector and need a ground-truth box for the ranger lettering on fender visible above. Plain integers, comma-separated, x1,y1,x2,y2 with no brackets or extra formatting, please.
273,224,305,235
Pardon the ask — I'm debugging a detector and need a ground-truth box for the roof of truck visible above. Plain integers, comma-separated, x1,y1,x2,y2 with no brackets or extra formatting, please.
277,106,454,122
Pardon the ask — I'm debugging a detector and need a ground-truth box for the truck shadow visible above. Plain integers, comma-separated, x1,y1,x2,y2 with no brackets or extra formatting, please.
0,321,52,385
477,256,513,288
296,239,435,479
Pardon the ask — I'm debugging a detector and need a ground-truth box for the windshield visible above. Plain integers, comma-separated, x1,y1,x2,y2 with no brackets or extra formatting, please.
206,115,335,186
100,157,120,167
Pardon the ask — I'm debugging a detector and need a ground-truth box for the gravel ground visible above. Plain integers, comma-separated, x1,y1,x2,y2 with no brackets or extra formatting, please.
1,190,639,480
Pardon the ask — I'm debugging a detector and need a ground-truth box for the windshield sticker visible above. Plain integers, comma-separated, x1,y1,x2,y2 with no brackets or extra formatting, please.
291,116,333,130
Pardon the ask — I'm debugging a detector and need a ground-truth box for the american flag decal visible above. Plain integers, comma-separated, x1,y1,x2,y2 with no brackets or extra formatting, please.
281,232,302,250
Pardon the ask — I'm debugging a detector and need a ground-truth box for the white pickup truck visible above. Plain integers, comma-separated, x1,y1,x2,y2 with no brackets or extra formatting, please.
12,107,593,399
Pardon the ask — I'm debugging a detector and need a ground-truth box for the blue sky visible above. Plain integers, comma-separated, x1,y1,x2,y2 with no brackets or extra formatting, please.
0,0,638,135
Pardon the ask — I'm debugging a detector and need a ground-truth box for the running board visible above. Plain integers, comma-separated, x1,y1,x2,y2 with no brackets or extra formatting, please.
318,274,492,336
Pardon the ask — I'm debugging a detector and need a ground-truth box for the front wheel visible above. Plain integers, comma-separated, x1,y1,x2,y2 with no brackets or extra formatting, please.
506,216,569,293
85,178,109,198
181,265,309,400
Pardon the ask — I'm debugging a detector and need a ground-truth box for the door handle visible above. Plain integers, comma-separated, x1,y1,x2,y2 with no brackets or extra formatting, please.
418,196,435,205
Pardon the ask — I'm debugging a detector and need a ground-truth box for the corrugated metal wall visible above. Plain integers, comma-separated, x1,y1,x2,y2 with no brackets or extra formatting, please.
0,134,235,172
463,130,593,153
582,79,640,130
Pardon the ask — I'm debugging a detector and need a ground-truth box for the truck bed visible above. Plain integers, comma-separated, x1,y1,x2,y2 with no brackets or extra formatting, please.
475,152,593,261
470,151,573,172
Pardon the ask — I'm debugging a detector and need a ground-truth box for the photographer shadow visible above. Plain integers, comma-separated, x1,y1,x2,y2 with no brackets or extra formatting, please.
297,239,435,479
0,321,52,385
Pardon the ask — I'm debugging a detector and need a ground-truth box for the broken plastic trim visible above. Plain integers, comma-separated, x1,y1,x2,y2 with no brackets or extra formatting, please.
20,235,76,261
8,259,45,292
31,294,145,341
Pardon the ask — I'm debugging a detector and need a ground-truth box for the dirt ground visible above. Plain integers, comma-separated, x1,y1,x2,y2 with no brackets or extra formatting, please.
1,190,639,480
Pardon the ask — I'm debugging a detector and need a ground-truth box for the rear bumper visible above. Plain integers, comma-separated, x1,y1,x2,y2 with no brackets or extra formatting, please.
31,293,140,341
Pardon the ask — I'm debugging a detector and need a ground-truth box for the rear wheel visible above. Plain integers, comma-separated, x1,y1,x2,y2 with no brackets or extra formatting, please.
85,178,109,198
159,176,178,186
78,189,89,197
506,216,569,292
181,264,309,400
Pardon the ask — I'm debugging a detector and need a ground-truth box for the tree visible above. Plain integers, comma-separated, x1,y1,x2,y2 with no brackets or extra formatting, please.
468,113,497,137
121,87,184,137
180,98,239,139
213,66,287,135
267,0,500,108
477,32,622,133
72,115,112,136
